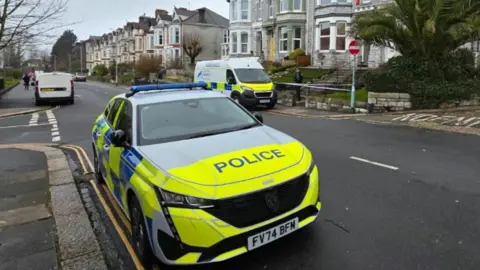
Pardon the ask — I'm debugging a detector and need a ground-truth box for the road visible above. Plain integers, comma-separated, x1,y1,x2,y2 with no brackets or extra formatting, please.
1,82,479,270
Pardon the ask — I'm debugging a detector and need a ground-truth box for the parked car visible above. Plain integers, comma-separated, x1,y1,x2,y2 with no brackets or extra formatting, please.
73,72,87,82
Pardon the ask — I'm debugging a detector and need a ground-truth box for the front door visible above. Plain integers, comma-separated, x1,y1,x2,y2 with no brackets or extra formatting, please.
269,38,275,61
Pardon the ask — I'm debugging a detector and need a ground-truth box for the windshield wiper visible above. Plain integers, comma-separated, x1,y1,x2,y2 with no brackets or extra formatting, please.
187,131,223,139
232,123,260,131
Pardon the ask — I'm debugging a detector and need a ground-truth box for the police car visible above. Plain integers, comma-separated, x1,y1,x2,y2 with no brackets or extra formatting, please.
91,82,321,266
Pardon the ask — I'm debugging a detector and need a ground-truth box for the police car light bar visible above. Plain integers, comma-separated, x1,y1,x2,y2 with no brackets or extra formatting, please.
126,82,208,97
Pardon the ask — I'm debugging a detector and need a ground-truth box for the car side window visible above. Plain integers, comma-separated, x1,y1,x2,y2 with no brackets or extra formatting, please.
115,101,133,144
106,100,123,126
104,101,113,118
226,70,236,84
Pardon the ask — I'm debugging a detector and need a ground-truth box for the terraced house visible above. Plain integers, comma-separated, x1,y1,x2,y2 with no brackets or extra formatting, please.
225,0,405,67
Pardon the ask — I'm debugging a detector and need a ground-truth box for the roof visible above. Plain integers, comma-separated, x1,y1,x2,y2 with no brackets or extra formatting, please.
120,89,226,106
158,13,172,21
174,7,197,17
196,58,263,69
183,7,229,27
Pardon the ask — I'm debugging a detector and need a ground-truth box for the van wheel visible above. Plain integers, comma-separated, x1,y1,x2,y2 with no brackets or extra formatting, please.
69,98,74,105
266,103,275,109
35,99,42,106
130,196,154,267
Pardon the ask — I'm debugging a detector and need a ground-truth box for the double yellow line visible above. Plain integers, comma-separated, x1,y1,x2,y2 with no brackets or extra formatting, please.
60,144,146,270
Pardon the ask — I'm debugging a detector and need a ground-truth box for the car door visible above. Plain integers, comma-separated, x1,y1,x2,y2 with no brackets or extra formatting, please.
101,98,125,193
107,100,134,210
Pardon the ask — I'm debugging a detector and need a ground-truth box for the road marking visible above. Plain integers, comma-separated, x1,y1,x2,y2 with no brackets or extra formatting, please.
0,123,50,129
46,109,61,142
350,156,399,171
28,113,39,126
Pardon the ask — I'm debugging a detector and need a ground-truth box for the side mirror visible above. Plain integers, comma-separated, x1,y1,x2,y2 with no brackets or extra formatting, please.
227,77,235,85
109,129,127,147
253,112,263,123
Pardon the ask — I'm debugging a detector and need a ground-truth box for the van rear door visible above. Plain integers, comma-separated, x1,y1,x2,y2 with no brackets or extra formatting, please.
37,73,72,98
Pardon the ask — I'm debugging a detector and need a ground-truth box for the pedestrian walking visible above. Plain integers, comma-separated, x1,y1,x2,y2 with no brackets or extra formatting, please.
23,73,30,90
293,68,304,101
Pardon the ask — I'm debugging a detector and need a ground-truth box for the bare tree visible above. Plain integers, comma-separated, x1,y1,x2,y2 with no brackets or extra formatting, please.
182,33,203,65
0,0,71,50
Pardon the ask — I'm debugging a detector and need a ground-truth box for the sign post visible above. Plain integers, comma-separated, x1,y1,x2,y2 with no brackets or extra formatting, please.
348,40,360,112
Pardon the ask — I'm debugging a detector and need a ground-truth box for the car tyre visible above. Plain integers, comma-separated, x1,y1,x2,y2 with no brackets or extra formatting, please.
130,196,155,268
35,99,42,106
93,146,105,184
69,98,74,105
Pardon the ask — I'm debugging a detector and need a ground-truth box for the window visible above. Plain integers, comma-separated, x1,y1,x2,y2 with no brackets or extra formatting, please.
319,22,330,50
158,30,163,45
320,0,332,4
232,1,237,20
268,0,273,17
240,32,248,53
257,0,262,20
138,98,258,145
336,21,346,50
175,28,180,43
150,36,154,49
224,30,229,43
106,100,123,125
241,0,248,20
226,69,236,84
232,32,238,53
115,101,133,144
280,0,288,12
103,51,106,57
294,0,301,10
174,49,180,58
293,27,301,49
279,27,288,52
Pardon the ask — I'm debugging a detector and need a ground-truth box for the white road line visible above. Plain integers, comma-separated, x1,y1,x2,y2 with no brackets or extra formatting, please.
349,156,399,171
0,123,50,129
46,109,61,142
28,113,39,126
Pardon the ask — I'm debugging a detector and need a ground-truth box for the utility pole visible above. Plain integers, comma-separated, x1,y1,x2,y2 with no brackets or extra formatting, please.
80,44,83,72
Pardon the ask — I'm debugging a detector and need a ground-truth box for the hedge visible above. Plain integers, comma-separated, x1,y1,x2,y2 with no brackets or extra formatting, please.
364,52,479,109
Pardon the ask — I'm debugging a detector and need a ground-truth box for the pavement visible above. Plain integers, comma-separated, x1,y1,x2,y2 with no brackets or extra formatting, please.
0,144,106,270
0,80,479,269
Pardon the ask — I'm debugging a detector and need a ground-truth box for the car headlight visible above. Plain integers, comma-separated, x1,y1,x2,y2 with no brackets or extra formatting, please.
158,188,214,208
241,86,253,91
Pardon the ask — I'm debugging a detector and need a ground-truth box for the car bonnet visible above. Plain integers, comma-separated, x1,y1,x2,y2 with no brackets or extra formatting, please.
137,125,306,186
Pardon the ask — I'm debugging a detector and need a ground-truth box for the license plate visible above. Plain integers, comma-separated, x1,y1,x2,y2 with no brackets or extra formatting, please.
247,218,299,250
259,99,270,104
41,88,53,91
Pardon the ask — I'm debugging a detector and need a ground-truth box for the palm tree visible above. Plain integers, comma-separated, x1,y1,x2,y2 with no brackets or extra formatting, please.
349,0,480,60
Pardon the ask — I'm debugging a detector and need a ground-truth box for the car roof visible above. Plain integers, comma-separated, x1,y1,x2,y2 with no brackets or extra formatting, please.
117,89,227,106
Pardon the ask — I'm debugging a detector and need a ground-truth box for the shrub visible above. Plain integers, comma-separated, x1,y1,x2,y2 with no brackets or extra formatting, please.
93,64,108,77
288,48,306,60
134,55,163,78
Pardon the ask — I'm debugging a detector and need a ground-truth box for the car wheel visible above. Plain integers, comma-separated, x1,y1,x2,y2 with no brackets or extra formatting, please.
130,196,154,267
93,147,104,184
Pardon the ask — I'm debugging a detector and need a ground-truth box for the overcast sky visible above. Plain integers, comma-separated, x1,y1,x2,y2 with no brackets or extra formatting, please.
62,0,229,42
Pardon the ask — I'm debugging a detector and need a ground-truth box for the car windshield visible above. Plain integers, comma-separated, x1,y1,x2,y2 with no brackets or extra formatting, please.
138,97,260,145
234,68,271,83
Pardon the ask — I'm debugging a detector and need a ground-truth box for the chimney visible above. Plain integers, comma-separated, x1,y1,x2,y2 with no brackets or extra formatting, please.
155,9,168,18
198,8,206,23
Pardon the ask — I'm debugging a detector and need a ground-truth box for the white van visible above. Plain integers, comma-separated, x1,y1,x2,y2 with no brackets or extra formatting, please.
194,57,277,108
34,72,74,106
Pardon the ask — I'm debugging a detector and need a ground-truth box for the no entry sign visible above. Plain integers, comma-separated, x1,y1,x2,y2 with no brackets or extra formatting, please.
348,40,360,55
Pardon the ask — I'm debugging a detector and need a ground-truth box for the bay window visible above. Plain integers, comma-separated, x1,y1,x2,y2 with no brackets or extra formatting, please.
158,30,163,45
240,32,248,53
293,0,301,10
279,27,288,52
293,27,301,49
232,1,237,20
268,0,273,17
280,0,288,12
232,33,238,53
241,0,248,20
319,22,330,50
336,21,346,50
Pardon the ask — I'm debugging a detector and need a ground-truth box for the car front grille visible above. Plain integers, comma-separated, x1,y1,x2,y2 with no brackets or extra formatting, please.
255,91,272,98
203,174,309,228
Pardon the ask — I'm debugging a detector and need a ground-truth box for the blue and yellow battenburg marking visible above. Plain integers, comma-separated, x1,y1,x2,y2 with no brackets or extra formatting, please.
213,149,286,173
